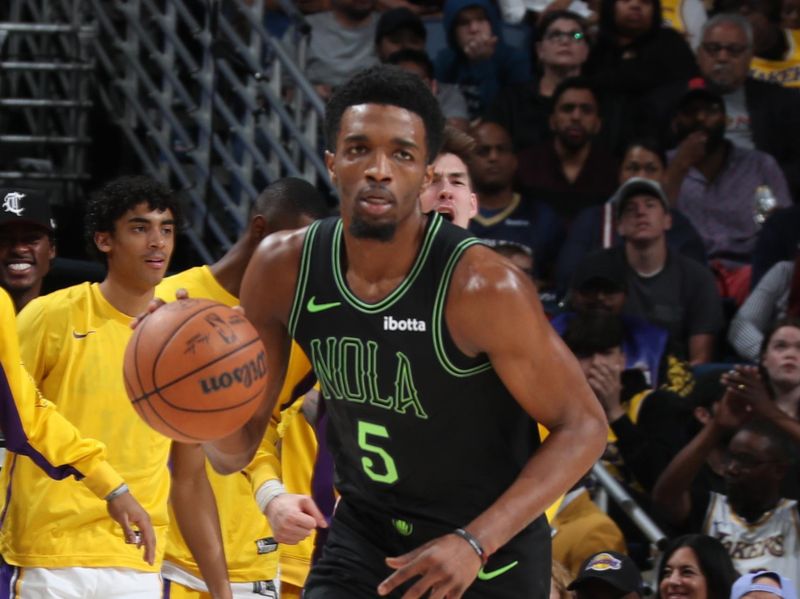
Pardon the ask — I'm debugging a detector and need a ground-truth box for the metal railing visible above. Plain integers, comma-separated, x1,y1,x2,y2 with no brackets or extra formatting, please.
90,0,329,261
0,0,95,205
2,0,329,262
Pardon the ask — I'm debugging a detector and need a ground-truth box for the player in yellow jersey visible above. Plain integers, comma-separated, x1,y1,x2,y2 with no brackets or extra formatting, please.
158,178,329,599
0,285,156,589
0,176,180,598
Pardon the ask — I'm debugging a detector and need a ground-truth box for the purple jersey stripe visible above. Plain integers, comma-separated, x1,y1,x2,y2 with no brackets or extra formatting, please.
0,560,18,599
0,365,84,481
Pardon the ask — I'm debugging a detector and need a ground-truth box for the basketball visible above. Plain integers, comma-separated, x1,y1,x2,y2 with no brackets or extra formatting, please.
123,298,267,443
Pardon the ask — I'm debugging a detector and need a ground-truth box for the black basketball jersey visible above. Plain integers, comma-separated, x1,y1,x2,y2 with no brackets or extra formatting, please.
289,213,542,528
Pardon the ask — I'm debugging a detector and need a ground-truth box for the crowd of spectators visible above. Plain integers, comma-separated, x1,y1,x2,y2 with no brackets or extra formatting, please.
268,0,800,593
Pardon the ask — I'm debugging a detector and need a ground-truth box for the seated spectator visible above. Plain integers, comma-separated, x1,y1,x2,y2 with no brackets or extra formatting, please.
467,120,563,284
284,0,379,100
556,138,706,294
653,416,800,583
667,81,792,303
551,478,627,578
562,313,690,491
434,0,531,118
658,534,739,599
729,256,800,360
568,551,645,599
697,14,800,199
376,9,469,129
575,178,724,364
0,187,55,313
584,0,699,98
553,264,673,389
419,126,477,227
485,10,591,153
719,0,800,88
731,570,798,599
753,205,800,288
784,0,800,28
516,77,619,221
485,239,534,278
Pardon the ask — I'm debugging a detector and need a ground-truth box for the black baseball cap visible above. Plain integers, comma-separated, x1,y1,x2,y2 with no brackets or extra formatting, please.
0,188,55,232
572,250,626,292
375,8,427,44
611,177,669,219
568,551,644,596
675,77,724,113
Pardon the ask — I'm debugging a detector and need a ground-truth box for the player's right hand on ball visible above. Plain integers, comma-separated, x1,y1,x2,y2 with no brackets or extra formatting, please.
130,288,188,330
106,491,157,565
264,493,327,544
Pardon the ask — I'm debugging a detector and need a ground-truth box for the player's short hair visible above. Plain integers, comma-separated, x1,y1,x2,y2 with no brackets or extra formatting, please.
251,177,330,227
562,312,624,358
385,49,435,81
551,76,600,111
85,175,181,261
325,65,445,163
439,126,476,166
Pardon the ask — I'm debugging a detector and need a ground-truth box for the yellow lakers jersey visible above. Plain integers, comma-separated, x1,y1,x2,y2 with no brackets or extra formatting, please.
0,283,171,571
751,29,800,88
276,398,320,589
158,266,316,583
0,287,123,500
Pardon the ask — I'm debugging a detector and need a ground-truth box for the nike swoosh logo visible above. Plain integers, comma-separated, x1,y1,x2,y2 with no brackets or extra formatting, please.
72,330,96,339
477,560,518,581
306,297,341,313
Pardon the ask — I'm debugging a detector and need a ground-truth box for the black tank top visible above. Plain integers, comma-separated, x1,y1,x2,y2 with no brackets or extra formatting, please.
289,214,541,527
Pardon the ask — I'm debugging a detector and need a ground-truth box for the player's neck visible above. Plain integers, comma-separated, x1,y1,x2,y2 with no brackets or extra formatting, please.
209,235,257,299
341,213,427,302
10,284,41,313
99,275,156,317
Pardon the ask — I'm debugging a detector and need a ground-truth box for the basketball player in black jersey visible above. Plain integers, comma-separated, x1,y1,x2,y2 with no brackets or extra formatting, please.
205,65,607,598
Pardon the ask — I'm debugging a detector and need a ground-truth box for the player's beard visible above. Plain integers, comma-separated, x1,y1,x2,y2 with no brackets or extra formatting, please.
349,215,397,242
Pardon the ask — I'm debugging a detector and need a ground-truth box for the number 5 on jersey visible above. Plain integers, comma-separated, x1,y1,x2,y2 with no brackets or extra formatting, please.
358,421,398,484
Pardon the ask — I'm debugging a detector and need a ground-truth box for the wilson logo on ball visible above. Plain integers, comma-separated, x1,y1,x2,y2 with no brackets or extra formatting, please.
200,351,267,394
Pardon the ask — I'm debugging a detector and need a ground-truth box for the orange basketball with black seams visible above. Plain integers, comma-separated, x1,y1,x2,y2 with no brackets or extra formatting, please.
123,298,266,443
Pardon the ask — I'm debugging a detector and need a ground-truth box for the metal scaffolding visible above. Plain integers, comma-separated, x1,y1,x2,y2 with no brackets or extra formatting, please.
0,0,95,206
1,0,328,262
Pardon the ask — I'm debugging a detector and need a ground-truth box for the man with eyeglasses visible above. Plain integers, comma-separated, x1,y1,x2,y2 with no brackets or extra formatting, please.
0,187,56,313
695,13,800,199
653,415,800,591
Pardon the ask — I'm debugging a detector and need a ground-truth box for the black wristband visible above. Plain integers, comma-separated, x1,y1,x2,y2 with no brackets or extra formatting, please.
452,528,488,565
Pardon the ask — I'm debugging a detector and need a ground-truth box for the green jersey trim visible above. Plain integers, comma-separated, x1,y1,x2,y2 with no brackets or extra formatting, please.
433,238,493,377
331,214,443,314
288,220,322,337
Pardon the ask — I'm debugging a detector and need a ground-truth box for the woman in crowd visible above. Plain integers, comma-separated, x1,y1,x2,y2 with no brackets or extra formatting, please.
658,534,738,599
584,0,698,97
729,251,800,361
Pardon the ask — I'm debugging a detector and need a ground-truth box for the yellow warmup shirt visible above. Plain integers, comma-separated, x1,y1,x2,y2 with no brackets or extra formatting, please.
158,266,316,583
751,29,800,88
0,283,170,571
275,397,319,589
0,287,122,499
661,0,688,36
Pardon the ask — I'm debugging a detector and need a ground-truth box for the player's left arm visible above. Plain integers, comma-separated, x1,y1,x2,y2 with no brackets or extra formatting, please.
380,247,607,599
170,442,232,599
